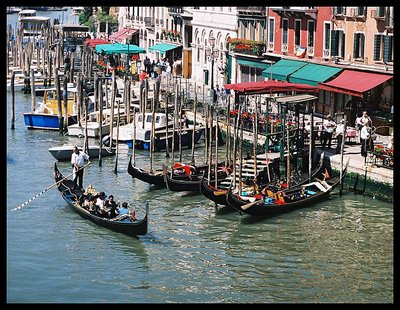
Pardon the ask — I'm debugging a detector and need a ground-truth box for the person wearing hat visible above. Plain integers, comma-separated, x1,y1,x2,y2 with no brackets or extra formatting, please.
321,115,336,149
335,119,346,154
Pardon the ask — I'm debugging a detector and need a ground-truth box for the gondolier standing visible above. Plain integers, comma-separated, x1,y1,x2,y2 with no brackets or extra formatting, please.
71,146,90,190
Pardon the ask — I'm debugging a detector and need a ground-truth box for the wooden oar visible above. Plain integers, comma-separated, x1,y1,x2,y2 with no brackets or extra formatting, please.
241,199,262,210
12,161,91,211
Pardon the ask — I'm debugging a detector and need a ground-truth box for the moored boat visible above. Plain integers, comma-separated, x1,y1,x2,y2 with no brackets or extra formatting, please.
22,84,93,130
231,159,349,217
49,144,115,161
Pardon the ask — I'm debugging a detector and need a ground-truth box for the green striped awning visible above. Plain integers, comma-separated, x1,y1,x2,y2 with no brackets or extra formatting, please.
148,43,181,53
262,59,307,81
237,59,271,70
288,63,343,86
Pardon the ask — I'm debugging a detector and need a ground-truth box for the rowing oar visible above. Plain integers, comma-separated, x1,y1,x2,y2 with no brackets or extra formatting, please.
241,199,262,210
12,161,91,211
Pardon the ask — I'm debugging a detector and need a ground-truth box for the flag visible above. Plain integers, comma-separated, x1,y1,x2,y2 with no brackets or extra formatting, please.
296,47,306,58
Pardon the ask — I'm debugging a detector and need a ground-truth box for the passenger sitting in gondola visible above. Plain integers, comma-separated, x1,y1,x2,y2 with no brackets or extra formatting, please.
91,191,107,217
105,195,118,218
81,194,94,211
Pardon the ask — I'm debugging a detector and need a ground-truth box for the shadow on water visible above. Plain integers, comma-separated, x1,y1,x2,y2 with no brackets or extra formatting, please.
215,205,237,215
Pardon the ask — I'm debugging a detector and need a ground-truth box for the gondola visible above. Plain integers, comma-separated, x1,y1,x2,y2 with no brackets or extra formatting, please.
228,159,349,217
128,156,218,188
128,156,166,187
202,152,325,207
199,174,232,206
54,163,149,236
163,161,232,192
225,152,326,210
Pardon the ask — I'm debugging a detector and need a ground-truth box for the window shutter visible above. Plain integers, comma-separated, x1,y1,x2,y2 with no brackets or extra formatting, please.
353,33,359,58
330,30,337,56
360,34,365,59
341,32,345,57
383,35,391,63
374,35,381,61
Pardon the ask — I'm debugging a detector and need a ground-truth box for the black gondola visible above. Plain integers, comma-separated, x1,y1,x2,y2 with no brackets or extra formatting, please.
225,152,326,210
199,174,232,206
54,163,149,236
202,152,325,207
227,160,349,217
163,162,232,192
128,156,166,187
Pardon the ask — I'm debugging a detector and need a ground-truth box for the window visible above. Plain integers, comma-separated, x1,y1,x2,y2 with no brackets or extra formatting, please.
357,6,365,16
324,23,331,50
333,7,346,15
268,18,274,43
383,35,393,63
374,34,383,61
353,33,365,59
330,30,345,58
375,34,394,62
197,38,200,62
294,20,301,47
282,19,288,44
307,20,315,48
376,6,385,17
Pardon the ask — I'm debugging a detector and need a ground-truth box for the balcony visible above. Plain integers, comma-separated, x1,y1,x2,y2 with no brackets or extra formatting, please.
228,38,265,57
237,7,266,16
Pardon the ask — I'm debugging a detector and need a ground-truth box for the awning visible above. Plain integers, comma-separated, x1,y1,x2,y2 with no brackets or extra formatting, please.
224,80,317,95
288,63,343,86
84,38,110,48
148,43,181,53
95,43,145,55
237,59,271,70
109,28,138,43
262,59,307,81
318,70,392,98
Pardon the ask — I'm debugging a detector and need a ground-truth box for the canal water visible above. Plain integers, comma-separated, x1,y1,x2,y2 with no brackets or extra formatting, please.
7,11,393,304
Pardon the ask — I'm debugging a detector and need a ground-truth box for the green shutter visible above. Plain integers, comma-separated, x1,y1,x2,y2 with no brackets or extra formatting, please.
353,33,359,58
330,30,337,56
374,35,381,61
361,34,365,59
383,35,391,63
341,32,345,57
227,53,232,84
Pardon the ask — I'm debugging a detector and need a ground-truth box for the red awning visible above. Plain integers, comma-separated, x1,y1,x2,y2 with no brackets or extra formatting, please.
84,38,110,48
318,70,392,98
109,28,138,43
224,80,317,94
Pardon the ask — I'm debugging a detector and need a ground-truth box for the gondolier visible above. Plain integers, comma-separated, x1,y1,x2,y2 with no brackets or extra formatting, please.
71,146,90,190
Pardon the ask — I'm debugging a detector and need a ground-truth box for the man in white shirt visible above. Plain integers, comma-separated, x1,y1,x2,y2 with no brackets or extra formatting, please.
321,115,336,149
335,119,345,154
355,113,363,144
360,122,372,157
71,146,90,190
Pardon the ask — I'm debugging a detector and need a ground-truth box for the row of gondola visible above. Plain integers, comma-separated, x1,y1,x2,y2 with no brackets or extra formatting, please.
54,149,347,238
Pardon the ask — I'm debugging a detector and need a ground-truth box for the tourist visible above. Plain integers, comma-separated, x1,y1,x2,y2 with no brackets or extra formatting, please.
360,122,372,157
360,110,372,127
321,115,336,149
335,119,346,154
71,146,89,190
355,113,363,143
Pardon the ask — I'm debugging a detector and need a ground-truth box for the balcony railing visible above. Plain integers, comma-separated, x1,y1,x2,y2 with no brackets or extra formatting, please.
228,38,266,56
